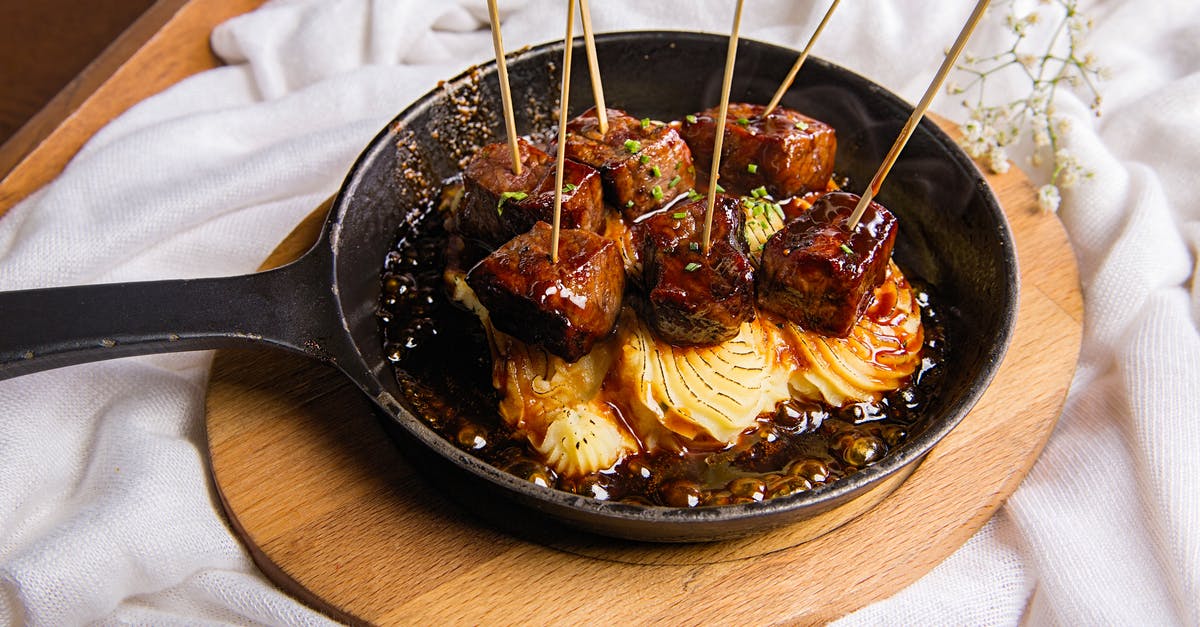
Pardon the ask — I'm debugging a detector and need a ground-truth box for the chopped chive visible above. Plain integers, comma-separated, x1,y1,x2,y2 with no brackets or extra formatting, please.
562,183,577,193
751,203,764,216
496,191,528,214
840,243,855,255
641,117,651,129
797,121,809,131
688,242,700,251
652,186,664,200
625,199,635,208
751,186,768,198
684,262,702,272
686,114,698,124
737,117,750,125
687,189,702,201
672,211,688,219
624,139,642,153
715,183,726,193
640,154,650,164
747,163,759,174
769,202,785,220
652,165,661,177
669,175,682,188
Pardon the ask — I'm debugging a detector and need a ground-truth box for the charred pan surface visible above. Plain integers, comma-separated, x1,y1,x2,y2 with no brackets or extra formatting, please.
757,191,897,337
635,195,756,345
565,107,695,220
466,221,625,362
680,103,835,198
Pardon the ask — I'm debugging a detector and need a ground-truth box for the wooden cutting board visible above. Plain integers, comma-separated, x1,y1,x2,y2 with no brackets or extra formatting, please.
205,128,1082,625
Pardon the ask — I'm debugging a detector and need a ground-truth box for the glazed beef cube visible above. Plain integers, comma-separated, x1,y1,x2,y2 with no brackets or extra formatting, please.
466,222,624,362
504,159,605,237
456,138,551,248
679,103,835,198
565,107,696,220
635,195,756,345
757,191,897,337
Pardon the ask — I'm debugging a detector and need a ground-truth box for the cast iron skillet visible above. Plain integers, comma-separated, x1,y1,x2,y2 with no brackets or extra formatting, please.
0,32,1018,542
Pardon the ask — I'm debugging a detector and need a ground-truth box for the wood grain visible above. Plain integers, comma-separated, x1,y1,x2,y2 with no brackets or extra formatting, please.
0,0,267,217
206,124,1082,624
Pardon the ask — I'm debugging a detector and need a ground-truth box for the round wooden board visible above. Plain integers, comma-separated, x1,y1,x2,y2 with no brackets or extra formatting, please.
205,124,1082,626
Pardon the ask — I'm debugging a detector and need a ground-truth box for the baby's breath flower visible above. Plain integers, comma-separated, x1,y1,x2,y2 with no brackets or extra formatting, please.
953,0,1104,210
1037,184,1061,212
989,147,1011,174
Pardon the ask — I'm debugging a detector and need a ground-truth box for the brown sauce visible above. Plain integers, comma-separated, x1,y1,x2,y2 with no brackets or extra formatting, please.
378,191,947,507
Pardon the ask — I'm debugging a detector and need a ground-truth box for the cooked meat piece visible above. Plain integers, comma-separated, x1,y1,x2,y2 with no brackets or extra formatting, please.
504,159,605,238
679,103,835,198
565,107,696,220
466,221,625,362
757,191,897,337
455,139,606,249
455,138,550,248
635,195,756,345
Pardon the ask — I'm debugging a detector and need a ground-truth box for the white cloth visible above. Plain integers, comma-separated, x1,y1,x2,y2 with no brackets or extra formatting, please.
1,0,1197,624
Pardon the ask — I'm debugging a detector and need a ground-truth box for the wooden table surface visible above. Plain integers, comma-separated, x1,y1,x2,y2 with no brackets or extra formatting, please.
0,0,266,217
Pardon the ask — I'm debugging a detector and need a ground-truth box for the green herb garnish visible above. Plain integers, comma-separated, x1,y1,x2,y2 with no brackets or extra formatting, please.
684,262,702,272
688,242,700,252
840,243,855,255
652,165,661,177
652,185,664,201
686,114,698,124
639,154,650,164
625,199,635,208
669,175,682,188
641,117,651,129
747,163,759,174
750,186,768,198
687,189,702,201
671,211,688,219
624,139,642,153
496,191,528,214
737,117,750,125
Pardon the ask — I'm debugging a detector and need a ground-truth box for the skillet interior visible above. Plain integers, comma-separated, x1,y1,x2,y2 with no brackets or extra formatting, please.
323,31,1017,542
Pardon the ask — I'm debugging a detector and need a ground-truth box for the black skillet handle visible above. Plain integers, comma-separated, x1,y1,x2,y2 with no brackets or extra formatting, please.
0,252,345,381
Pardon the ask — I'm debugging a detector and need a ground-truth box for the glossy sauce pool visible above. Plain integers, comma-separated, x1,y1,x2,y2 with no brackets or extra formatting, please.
377,191,947,508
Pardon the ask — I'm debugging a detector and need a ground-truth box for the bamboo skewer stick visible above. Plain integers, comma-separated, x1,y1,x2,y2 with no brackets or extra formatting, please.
550,0,577,263
702,0,746,255
577,0,608,135
847,0,992,229
763,0,841,116
486,0,522,175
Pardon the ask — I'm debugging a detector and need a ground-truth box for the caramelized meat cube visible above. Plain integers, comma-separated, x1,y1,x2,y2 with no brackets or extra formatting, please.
456,138,550,247
456,139,605,249
679,103,835,198
505,159,605,238
466,222,624,362
635,195,756,345
757,191,897,337
565,107,696,219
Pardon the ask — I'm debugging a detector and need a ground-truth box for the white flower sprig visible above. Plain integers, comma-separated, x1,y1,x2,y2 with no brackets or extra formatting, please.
949,0,1106,212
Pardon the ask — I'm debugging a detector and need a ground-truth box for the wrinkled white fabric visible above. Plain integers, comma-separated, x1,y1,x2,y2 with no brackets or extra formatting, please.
0,0,1196,624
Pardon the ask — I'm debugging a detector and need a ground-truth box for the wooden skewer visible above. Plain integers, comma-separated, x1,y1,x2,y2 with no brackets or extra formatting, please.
577,0,608,135
702,0,746,255
847,0,992,229
763,0,841,116
486,0,522,175
550,0,577,263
